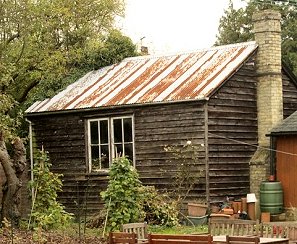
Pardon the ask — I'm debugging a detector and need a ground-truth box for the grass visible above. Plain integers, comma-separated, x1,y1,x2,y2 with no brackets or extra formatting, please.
18,218,209,239
60,222,209,237
149,224,208,235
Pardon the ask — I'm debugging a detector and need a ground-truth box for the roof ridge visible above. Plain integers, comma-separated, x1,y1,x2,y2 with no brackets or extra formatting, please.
123,41,257,61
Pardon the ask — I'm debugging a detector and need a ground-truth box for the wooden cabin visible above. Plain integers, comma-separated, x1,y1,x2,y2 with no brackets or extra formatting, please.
25,40,297,215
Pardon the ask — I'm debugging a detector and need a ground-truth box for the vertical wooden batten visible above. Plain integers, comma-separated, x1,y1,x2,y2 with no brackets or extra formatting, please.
204,101,210,205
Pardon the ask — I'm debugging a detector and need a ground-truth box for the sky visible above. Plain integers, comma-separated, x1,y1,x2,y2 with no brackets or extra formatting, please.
118,0,246,54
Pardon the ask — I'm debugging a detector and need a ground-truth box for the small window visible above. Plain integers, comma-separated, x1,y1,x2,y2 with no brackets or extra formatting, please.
87,116,134,172
112,117,134,161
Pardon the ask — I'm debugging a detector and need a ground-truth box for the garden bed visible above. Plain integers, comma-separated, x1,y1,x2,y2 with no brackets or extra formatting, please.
0,228,106,244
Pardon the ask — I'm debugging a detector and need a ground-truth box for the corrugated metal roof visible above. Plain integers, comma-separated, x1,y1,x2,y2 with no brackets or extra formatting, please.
26,41,257,114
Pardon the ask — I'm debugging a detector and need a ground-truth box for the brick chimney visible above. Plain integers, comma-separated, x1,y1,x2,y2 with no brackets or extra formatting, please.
250,10,283,195
253,10,283,146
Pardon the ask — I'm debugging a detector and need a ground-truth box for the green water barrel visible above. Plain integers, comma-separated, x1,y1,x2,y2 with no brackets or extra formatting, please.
260,181,283,215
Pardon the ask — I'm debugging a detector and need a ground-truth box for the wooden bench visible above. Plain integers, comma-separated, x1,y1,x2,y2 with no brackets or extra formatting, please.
109,232,137,244
261,222,297,241
148,234,213,244
123,222,148,243
226,235,260,244
209,219,261,236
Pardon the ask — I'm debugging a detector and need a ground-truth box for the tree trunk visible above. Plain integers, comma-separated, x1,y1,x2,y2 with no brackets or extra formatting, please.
0,132,26,226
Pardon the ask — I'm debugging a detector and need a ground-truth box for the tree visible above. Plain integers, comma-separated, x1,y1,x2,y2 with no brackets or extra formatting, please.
1,0,137,105
215,1,253,45
0,0,137,225
216,0,297,75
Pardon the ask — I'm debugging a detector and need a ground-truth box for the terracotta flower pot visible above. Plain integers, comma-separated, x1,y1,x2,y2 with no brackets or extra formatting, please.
187,203,208,217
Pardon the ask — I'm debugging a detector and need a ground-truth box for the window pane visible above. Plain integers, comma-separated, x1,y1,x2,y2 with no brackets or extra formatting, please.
124,143,133,162
123,118,132,142
113,119,122,143
100,120,108,144
91,145,100,170
101,145,109,169
114,144,123,158
90,121,99,144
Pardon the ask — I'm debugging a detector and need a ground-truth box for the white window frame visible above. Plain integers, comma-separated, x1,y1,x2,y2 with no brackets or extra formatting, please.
87,118,110,172
87,115,135,172
111,116,135,162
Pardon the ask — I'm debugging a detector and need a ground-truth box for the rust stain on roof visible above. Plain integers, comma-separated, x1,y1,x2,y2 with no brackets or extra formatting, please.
26,42,257,114
76,59,150,108
139,52,206,103
105,55,181,106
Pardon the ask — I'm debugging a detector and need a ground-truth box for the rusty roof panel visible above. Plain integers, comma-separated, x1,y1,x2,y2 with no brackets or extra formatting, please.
26,41,257,114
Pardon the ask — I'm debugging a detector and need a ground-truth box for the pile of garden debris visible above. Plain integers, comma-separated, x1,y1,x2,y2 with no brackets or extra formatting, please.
0,229,107,244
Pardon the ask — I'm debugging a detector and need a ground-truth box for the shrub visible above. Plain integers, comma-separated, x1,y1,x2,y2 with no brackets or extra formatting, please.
100,157,180,231
164,141,205,205
141,186,179,227
101,157,145,231
29,149,73,230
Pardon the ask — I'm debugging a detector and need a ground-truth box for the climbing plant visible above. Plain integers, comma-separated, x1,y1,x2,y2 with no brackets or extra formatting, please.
101,157,145,231
28,149,73,230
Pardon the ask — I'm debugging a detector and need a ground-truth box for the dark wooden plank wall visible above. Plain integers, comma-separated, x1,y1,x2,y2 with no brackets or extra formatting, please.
30,114,109,215
282,72,297,119
30,102,207,215
276,136,297,207
134,102,207,201
207,59,258,203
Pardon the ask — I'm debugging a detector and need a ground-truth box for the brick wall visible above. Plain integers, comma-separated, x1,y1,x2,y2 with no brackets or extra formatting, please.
250,10,283,195
249,149,270,198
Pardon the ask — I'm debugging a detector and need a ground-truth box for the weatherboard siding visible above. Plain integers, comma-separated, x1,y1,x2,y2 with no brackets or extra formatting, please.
29,102,207,214
283,72,297,119
207,58,258,202
134,102,207,199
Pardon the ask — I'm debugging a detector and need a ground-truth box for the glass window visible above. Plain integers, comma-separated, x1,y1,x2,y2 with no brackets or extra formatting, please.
113,119,122,143
100,120,108,144
90,121,99,144
88,116,134,172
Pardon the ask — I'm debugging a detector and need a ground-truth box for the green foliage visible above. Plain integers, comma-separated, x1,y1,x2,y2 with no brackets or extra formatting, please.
87,29,139,70
0,63,22,139
216,0,297,75
148,224,208,235
215,0,253,45
101,157,145,231
101,157,179,231
141,186,179,227
29,150,73,230
0,0,137,137
26,29,138,105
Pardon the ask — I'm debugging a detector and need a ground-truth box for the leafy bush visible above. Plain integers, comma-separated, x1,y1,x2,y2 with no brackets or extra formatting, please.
141,186,179,227
101,157,180,231
101,157,145,231
29,150,73,230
